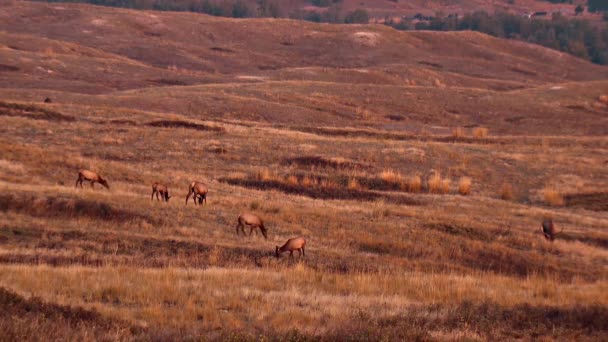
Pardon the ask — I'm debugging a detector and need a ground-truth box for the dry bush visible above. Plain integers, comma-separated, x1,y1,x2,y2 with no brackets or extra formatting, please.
285,175,298,185
428,171,451,194
320,179,338,189
379,169,404,185
472,127,489,138
348,178,362,190
458,177,472,195
405,175,422,193
499,183,514,200
441,178,451,194
300,175,317,187
543,186,565,206
255,168,275,181
452,127,466,139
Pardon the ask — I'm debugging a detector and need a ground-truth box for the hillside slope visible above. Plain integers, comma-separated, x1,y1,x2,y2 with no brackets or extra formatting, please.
0,1,607,134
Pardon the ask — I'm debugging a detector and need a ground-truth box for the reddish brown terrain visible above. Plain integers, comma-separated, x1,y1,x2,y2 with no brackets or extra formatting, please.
0,1,607,340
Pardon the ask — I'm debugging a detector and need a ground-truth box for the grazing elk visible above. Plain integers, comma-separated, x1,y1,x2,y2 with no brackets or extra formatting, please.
236,213,267,239
75,169,109,189
151,182,171,202
541,219,562,241
276,237,306,259
185,181,208,205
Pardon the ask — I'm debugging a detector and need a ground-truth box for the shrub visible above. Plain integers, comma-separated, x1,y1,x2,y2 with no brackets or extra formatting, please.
379,169,404,185
428,171,451,194
405,175,422,193
472,127,489,138
348,178,362,190
458,177,472,195
452,127,466,139
499,183,514,200
543,186,565,206
344,9,369,24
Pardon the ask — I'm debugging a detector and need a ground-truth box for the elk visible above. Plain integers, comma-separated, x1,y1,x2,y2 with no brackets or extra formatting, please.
185,181,208,205
151,182,171,202
276,237,306,258
541,219,562,241
75,169,109,189
236,213,267,239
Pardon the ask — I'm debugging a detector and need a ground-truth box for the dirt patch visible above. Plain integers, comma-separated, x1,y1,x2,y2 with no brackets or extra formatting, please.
145,120,224,132
418,61,443,69
0,194,155,224
108,119,137,125
424,223,495,242
210,46,235,53
385,114,405,121
0,64,20,72
0,101,75,122
564,192,608,211
148,78,189,86
219,177,421,205
283,156,369,170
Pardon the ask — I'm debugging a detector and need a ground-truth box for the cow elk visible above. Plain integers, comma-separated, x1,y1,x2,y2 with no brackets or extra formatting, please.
185,181,208,205
75,169,109,189
151,182,171,202
276,237,306,259
236,213,267,239
541,219,562,241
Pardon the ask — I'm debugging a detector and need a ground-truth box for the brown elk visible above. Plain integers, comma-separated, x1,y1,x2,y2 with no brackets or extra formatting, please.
185,181,208,205
236,213,267,239
541,219,562,241
151,182,171,202
75,169,109,189
276,237,306,258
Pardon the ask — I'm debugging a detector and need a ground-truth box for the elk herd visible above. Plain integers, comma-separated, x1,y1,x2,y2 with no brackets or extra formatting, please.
75,169,307,259
75,168,561,260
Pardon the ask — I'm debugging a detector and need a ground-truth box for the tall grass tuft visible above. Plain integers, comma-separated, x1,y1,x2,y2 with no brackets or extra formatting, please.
458,177,472,195
472,127,489,138
543,186,565,206
499,183,514,201
428,171,451,194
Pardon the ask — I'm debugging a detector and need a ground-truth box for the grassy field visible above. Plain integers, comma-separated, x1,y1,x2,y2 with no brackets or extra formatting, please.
0,1,607,341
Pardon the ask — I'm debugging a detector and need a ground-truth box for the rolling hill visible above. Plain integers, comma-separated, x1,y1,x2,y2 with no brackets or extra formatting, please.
0,2,607,340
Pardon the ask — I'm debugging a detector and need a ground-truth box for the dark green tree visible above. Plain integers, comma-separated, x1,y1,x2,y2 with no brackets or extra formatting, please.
344,9,369,24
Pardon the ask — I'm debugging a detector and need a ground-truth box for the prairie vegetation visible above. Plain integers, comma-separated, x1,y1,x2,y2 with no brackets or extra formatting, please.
0,2,607,340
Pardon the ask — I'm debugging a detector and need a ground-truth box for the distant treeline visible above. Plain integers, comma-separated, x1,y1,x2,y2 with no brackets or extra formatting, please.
38,1,607,65
386,11,608,65
38,0,364,22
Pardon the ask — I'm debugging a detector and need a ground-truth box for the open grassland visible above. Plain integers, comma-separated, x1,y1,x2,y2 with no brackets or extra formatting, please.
0,2,607,340
1,102,607,339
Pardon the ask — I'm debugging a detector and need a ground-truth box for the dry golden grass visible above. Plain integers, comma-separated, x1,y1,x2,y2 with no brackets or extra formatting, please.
347,178,362,190
499,183,514,201
379,169,404,184
452,127,466,139
1,2,608,339
543,186,565,206
1,264,607,338
428,171,451,194
472,126,489,138
458,177,472,195
405,175,422,193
